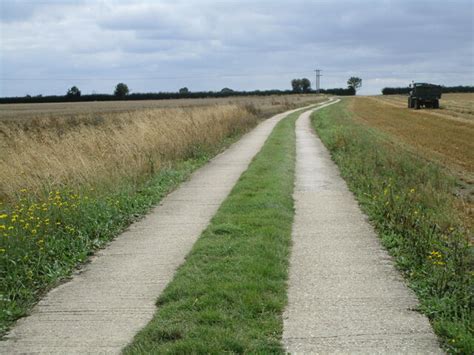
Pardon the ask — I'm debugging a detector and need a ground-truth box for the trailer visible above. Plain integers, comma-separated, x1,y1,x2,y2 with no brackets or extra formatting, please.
408,83,442,109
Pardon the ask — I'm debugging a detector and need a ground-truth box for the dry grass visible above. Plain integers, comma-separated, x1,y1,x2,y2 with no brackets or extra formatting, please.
0,105,256,202
0,95,325,202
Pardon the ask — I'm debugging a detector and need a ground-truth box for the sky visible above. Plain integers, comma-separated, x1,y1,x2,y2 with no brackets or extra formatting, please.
0,0,473,96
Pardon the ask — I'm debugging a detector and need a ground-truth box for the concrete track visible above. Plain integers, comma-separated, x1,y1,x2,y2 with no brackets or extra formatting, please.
0,104,316,354
282,102,442,354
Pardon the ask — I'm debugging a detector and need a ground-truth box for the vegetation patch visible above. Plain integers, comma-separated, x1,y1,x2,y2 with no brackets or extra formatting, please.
0,129,255,334
124,110,301,353
311,101,473,354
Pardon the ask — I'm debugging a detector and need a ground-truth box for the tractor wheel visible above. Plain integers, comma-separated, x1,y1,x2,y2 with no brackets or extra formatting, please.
414,99,420,110
434,100,440,109
408,97,411,108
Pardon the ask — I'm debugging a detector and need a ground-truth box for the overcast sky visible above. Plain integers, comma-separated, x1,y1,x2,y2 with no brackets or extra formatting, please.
1,0,473,96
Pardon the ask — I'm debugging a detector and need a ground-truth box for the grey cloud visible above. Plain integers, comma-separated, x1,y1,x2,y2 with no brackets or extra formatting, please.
0,0,87,23
1,0,473,96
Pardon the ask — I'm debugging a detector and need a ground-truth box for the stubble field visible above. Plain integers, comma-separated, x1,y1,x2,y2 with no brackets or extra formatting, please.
371,93,474,122
348,94,474,227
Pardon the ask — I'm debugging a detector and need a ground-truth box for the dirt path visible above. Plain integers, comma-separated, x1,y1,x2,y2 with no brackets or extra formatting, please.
282,104,442,353
0,104,320,354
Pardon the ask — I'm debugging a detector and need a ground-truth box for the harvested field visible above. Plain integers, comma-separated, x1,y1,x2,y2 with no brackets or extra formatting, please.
348,96,474,179
347,96,474,226
0,94,321,122
371,93,474,122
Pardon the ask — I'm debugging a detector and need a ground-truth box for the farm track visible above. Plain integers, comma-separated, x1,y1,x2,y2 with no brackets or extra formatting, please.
0,103,319,354
1,98,446,353
283,103,442,353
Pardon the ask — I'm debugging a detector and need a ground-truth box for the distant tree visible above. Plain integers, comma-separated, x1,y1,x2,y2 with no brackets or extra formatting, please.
291,79,303,93
346,86,356,95
114,83,129,98
220,87,234,94
301,78,311,93
179,87,189,94
320,87,355,96
66,86,81,98
347,77,362,92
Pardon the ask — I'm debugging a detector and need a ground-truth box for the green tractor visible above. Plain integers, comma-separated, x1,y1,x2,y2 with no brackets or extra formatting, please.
408,83,442,109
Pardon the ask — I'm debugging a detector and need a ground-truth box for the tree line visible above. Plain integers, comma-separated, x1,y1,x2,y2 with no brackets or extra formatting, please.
290,76,361,96
0,77,364,104
382,85,474,95
0,88,310,104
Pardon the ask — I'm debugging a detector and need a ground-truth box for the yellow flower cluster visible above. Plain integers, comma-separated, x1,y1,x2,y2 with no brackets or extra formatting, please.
428,250,445,266
0,188,86,253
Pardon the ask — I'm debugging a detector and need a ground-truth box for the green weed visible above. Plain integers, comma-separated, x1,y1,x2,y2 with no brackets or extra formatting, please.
311,101,473,354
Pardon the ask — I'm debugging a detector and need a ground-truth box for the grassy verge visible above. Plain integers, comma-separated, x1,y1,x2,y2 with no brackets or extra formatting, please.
0,130,254,334
311,100,473,354
124,110,301,353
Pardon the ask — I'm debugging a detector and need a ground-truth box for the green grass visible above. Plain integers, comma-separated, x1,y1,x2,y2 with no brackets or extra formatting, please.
0,132,253,334
124,110,301,354
311,100,473,354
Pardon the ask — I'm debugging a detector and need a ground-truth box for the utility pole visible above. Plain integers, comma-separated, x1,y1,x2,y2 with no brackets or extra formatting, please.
314,69,322,93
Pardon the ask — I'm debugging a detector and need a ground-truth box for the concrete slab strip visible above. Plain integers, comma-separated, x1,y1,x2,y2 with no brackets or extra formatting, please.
282,101,443,354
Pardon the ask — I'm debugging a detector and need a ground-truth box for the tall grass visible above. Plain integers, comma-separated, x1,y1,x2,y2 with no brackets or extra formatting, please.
311,101,473,353
0,104,258,201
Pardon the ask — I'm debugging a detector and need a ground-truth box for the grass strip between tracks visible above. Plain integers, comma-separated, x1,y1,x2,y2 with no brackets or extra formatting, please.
311,101,472,354
124,110,301,353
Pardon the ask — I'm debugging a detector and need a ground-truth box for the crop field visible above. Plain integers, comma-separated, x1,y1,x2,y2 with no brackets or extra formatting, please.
372,93,474,122
0,94,320,122
347,94,474,227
